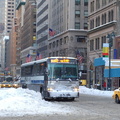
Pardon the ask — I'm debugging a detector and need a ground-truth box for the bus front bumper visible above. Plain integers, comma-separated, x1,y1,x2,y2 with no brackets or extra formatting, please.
48,91,79,98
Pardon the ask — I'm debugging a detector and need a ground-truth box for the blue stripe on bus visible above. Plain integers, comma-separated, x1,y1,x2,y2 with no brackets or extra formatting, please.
31,80,44,84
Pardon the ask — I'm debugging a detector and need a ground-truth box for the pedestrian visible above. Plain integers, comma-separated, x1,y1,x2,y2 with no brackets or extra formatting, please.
103,81,106,90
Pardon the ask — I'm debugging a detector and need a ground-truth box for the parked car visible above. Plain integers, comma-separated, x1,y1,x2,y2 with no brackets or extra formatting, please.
112,88,120,104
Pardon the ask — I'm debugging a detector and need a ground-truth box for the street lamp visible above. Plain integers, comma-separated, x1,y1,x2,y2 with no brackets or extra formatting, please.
106,32,115,90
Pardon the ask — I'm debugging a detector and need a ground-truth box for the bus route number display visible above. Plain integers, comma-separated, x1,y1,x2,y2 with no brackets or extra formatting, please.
50,59,70,63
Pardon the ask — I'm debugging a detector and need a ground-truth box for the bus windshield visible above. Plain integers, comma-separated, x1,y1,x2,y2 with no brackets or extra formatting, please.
48,63,78,80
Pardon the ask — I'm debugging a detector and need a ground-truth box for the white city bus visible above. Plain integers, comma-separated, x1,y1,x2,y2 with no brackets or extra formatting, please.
21,57,79,100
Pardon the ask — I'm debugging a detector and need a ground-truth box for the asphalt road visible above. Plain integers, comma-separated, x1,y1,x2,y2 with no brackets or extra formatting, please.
0,94,120,120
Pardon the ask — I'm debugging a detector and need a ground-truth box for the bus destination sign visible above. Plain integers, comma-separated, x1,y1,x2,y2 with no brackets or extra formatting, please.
50,59,70,63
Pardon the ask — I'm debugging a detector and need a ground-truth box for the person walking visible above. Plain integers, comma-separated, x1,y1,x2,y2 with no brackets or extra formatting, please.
103,81,107,90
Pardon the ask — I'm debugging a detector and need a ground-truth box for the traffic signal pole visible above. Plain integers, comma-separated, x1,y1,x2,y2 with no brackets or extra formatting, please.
107,32,115,90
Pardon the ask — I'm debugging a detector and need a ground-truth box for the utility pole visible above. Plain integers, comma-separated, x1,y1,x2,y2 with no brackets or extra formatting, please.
106,32,115,90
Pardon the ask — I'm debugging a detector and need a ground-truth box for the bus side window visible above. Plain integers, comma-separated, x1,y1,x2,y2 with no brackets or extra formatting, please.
21,67,25,76
25,65,33,76
32,64,37,76
39,62,47,75
36,63,40,75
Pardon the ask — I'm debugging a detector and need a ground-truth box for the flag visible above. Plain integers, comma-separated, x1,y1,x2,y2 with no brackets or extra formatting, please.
36,52,42,60
26,54,32,63
5,67,9,71
49,28,55,36
76,50,83,64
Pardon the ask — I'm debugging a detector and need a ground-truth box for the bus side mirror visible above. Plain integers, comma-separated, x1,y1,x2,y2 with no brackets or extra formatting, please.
45,68,49,75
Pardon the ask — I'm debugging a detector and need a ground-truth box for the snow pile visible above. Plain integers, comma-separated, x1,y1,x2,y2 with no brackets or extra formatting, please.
0,88,72,117
0,86,115,117
79,86,113,97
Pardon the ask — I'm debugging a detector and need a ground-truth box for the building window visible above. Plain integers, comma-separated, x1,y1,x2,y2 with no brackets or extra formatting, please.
111,10,114,21
84,23,88,29
75,0,80,5
64,37,67,44
84,10,88,17
90,39,94,51
75,10,80,17
102,13,106,24
53,41,55,48
90,1,94,13
53,52,55,56
96,0,100,10
84,0,88,6
49,43,51,49
76,36,86,42
101,36,106,48
95,38,100,50
56,40,59,47
49,53,52,57
108,10,114,22
109,0,113,3
108,11,111,22
102,0,106,6
75,22,80,29
90,19,94,29
56,51,58,56
60,38,62,45
96,16,100,27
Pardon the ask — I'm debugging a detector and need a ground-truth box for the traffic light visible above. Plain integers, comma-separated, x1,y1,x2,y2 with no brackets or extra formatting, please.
108,37,113,48
107,32,115,48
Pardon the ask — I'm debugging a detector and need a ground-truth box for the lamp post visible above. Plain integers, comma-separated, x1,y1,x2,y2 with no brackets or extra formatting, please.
107,32,115,90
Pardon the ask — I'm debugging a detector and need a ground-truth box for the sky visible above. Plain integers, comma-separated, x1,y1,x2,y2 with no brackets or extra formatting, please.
0,86,114,117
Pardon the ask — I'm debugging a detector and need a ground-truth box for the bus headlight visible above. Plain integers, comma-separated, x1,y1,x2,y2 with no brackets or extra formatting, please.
47,87,53,92
73,87,79,92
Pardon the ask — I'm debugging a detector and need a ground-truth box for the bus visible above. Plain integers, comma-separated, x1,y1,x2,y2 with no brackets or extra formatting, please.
21,57,79,100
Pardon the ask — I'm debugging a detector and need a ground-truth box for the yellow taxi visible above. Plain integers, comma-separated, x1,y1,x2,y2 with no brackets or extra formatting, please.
12,81,21,88
112,88,120,104
0,82,13,88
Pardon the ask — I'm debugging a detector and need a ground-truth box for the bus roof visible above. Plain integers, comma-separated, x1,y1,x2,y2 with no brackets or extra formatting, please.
21,57,77,67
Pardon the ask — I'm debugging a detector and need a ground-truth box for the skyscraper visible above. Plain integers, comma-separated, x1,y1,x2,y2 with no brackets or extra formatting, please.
4,0,16,35
0,0,5,33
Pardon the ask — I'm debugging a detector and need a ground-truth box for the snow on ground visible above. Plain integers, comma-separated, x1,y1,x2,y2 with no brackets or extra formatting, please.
79,86,114,97
0,86,114,117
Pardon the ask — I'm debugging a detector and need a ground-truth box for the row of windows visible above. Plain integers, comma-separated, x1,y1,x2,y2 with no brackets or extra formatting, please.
75,0,88,6
75,10,88,18
90,10,114,29
90,0,114,12
49,49,67,57
49,36,86,49
90,36,106,51
75,22,88,29
21,62,47,76
49,36,69,49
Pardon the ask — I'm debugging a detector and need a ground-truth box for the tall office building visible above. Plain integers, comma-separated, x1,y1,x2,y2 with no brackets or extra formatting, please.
36,0,49,58
36,0,88,80
37,0,88,57
16,0,26,76
4,0,16,35
0,0,5,33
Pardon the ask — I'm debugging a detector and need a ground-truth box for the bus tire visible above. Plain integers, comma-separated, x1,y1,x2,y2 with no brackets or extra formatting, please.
40,88,45,100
